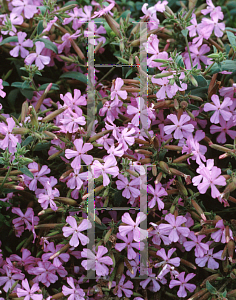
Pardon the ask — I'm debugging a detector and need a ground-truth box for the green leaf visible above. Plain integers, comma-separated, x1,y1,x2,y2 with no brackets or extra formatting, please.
193,75,207,87
20,88,34,100
20,165,34,179
209,60,236,74
181,29,188,37
206,281,217,295
0,36,18,46
37,6,47,15
33,142,51,151
95,222,107,230
35,38,58,54
60,71,87,84
125,68,135,78
115,56,130,64
37,20,44,35
62,0,78,6
11,82,31,89
38,83,60,91
2,81,9,86
22,136,34,146
227,30,236,48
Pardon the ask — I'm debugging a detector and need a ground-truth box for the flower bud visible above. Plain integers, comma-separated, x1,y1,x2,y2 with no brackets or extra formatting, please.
159,161,170,174
116,261,124,283
104,13,121,38
191,199,207,221
164,145,182,151
135,138,150,145
54,197,79,206
124,257,134,274
88,130,112,142
227,239,235,262
173,153,193,163
12,127,30,135
180,258,196,269
28,105,39,129
50,243,70,260
154,72,173,79
42,106,68,122
48,150,63,161
21,100,28,123
35,83,53,112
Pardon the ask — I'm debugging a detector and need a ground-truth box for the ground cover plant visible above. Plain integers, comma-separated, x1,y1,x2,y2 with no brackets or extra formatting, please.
1,0,236,299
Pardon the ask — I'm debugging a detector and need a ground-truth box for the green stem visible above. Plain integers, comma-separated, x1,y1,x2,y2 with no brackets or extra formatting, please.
0,165,12,193
202,61,215,76
184,36,193,68
96,65,116,86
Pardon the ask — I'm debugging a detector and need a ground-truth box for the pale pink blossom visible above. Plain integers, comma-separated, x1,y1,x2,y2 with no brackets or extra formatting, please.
24,41,50,70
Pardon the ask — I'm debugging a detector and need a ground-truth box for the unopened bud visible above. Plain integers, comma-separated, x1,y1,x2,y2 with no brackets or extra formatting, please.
154,72,173,79
48,150,63,160
173,153,193,163
116,261,124,283
228,239,235,262
12,127,30,135
54,197,79,206
21,100,28,123
191,199,206,221
159,161,170,174
42,106,68,122
35,83,53,112
89,130,111,142
104,14,121,38
28,105,39,129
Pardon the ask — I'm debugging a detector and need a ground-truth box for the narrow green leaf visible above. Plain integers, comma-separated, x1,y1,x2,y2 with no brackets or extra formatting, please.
0,36,18,46
206,281,217,295
20,165,34,179
37,20,44,35
60,71,87,84
227,30,236,48
115,56,130,64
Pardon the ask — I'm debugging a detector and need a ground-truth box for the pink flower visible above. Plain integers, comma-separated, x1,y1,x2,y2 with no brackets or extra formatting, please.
23,162,50,191
92,154,119,186
139,268,162,292
115,232,144,260
57,30,81,54
169,272,196,298
119,212,147,242
148,182,167,209
118,127,136,151
197,165,226,198
81,245,113,276
92,0,115,18
65,139,93,170
24,41,50,70
63,6,92,30
184,44,211,69
12,207,39,237
200,15,225,38
149,223,171,245
204,94,232,124
60,108,86,133
158,213,190,243
183,232,209,257
211,219,233,243
110,77,127,104
195,242,224,269
164,114,194,139
12,0,38,19
210,116,236,143
0,117,19,153
116,174,140,199
201,0,224,20
0,79,6,98
155,248,180,269
112,274,133,297
17,279,42,300
60,89,86,116
2,13,23,36
0,260,25,292
28,261,58,287
10,31,33,58
38,181,60,211
62,216,92,247
62,277,85,300
84,21,106,46
42,242,70,267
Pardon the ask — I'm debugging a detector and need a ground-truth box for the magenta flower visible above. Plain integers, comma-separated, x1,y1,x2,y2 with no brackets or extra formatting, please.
116,174,140,199
140,268,161,292
164,114,194,139
148,182,167,210
62,216,92,247
112,274,134,297
38,181,60,211
9,249,35,271
65,139,93,170
60,89,86,116
17,279,42,300
184,44,211,69
115,232,144,260
24,41,50,70
204,94,232,124
119,212,147,242
149,223,171,245
197,165,226,198
183,232,209,257
81,245,113,276
118,127,136,151
92,154,119,186
169,272,196,298
62,277,85,300
60,109,86,133
158,213,190,243
10,31,33,58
